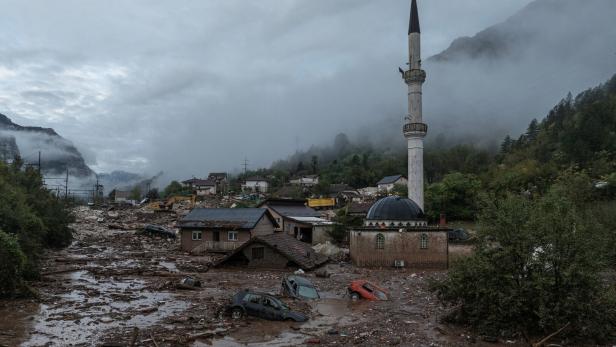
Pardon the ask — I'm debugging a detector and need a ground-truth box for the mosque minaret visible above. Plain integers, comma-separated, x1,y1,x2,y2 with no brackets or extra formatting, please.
402,0,428,211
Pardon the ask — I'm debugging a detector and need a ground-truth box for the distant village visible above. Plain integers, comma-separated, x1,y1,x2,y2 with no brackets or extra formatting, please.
107,170,451,270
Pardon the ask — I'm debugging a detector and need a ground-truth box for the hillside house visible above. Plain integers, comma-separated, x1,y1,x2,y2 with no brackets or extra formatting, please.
242,176,269,193
290,175,319,187
376,175,408,193
179,208,278,254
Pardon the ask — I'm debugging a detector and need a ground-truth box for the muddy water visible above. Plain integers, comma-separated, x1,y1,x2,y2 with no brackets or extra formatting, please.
21,270,188,346
0,300,39,346
199,298,370,346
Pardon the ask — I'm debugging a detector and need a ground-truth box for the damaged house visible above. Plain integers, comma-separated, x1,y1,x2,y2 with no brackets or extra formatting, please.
182,178,217,196
215,233,328,270
179,208,278,254
259,199,335,245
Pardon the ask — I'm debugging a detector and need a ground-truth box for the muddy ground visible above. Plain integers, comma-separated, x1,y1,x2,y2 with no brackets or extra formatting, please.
0,207,522,347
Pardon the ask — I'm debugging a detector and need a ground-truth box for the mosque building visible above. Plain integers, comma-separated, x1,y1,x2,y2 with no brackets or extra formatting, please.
349,0,449,269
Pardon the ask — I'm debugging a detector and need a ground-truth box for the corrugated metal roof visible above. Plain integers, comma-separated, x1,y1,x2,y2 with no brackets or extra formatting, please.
180,208,267,229
377,175,404,185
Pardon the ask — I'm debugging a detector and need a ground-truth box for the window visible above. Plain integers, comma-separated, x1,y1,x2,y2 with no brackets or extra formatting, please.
192,231,202,240
243,293,261,304
228,231,238,241
376,233,385,250
252,247,265,259
420,233,428,249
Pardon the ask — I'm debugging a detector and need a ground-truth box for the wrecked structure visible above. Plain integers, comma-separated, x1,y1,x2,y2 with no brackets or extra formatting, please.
179,208,278,253
259,199,335,245
215,233,328,270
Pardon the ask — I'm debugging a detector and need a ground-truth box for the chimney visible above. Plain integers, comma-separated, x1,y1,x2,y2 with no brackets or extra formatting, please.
439,213,447,227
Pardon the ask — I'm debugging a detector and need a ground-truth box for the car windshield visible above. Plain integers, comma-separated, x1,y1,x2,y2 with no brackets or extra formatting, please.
297,285,319,299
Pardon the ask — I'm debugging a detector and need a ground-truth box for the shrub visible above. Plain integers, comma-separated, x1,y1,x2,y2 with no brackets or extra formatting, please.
0,230,26,297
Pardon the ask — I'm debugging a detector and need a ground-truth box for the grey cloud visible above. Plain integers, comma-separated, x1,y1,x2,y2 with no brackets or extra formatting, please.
7,0,613,189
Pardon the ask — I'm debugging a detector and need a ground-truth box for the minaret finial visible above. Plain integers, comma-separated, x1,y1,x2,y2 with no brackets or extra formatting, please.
409,0,420,35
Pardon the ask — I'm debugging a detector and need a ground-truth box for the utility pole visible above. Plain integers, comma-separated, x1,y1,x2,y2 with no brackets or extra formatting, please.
242,157,249,176
65,168,69,199
38,151,41,174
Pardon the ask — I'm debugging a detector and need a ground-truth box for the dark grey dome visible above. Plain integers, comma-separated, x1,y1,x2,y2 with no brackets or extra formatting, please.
366,196,424,220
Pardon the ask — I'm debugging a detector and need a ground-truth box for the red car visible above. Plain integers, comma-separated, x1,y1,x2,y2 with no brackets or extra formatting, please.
348,280,389,301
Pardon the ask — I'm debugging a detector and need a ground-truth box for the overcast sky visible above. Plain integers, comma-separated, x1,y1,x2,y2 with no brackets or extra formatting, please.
0,0,538,178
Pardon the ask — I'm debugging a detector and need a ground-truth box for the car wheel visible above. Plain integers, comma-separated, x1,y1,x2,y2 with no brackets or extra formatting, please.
231,307,244,320
350,292,360,301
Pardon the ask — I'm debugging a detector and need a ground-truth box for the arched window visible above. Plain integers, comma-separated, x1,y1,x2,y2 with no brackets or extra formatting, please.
420,233,428,249
376,233,385,250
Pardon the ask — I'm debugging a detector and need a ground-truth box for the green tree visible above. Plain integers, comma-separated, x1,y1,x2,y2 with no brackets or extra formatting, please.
425,172,482,221
390,183,408,198
434,192,616,342
163,180,184,197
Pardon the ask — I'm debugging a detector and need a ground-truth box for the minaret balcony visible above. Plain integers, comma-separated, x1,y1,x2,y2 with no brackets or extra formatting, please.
403,122,428,137
403,69,426,84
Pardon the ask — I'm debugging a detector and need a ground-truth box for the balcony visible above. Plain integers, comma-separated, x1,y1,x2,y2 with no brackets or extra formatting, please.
403,122,428,136
190,241,241,255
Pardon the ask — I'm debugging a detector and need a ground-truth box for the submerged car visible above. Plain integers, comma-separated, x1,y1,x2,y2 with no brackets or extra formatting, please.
226,290,308,322
281,275,320,300
143,224,176,239
348,280,389,301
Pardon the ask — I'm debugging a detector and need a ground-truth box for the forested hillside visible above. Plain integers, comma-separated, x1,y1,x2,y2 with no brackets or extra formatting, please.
234,74,616,222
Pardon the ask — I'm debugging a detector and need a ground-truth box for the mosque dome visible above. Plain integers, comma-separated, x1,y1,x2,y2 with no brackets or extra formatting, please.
366,196,424,221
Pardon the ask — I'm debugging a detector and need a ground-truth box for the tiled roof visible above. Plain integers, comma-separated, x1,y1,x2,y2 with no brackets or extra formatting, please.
216,233,328,270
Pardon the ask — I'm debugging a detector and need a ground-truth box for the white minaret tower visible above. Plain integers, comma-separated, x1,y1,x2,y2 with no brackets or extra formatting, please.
402,0,427,211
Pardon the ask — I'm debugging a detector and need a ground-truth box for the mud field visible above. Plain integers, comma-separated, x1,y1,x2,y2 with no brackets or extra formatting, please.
0,207,519,347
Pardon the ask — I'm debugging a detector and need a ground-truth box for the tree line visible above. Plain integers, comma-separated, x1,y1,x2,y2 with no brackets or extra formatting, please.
0,158,74,297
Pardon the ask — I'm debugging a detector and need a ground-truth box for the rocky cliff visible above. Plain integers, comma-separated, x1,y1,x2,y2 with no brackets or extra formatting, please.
0,113,94,177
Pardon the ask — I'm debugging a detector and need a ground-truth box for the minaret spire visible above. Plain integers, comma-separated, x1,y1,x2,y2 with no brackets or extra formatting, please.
409,0,420,34
402,0,427,211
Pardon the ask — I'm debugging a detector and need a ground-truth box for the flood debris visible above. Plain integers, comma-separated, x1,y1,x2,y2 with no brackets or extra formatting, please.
0,206,527,346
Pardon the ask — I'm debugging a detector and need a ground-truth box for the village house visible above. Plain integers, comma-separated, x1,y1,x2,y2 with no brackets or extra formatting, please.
289,174,319,187
241,176,269,193
350,196,449,269
207,172,228,195
259,199,334,245
214,233,328,270
182,178,216,196
178,208,278,254
109,189,133,204
376,175,408,193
